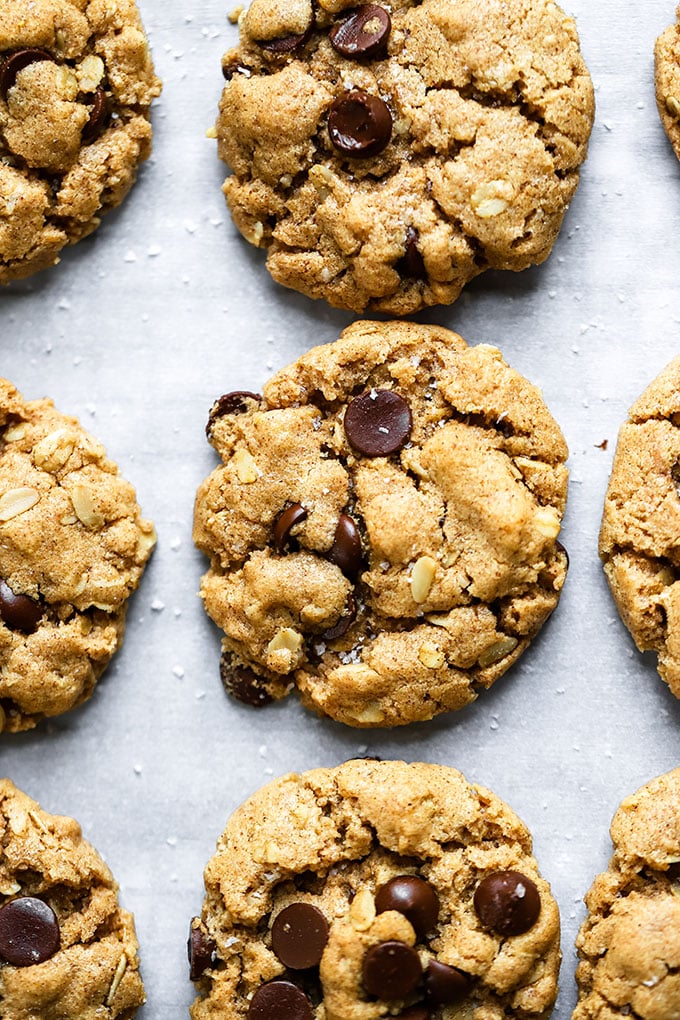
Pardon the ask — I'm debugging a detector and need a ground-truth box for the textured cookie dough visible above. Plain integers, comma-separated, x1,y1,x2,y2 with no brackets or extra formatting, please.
655,6,680,160
0,0,161,284
0,378,156,732
0,778,145,1019
574,768,680,1020
215,0,594,314
189,760,561,1020
194,320,569,728
599,355,680,698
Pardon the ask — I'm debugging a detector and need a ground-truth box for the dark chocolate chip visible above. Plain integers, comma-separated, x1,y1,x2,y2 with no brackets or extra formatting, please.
425,960,470,1005
188,918,216,980
206,391,262,437
0,49,53,99
248,979,314,1020
258,25,312,53
375,876,440,938
273,503,308,554
395,1008,430,1020
344,390,412,457
221,657,273,707
271,902,330,969
329,5,391,59
399,226,427,280
362,940,422,999
321,593,356,641
0,579,44,634
327,513,362,578
473,871,541,936
81,87,109,144
328,90,392,158
0,897,60,967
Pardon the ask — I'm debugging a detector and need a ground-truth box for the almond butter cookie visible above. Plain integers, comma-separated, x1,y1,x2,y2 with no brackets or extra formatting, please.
193,320,568,728
215,0,594,314
655,6,680,159
0,0,161,284
188,759,561,1020
0,379,156,732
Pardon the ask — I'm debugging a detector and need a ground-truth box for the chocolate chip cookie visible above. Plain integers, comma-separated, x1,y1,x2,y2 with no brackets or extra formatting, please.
189,759,561,1020
0,0,161,284
215,0,594,314
574,768,680,1020
655,6,680,160
599,355,680,698
0,378,156,732
0,778,145,1019
193,320,569,728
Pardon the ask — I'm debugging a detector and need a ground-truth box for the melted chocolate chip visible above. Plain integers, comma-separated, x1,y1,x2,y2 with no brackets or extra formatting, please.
0,897,60,967
344,390,412,456
321,593,356,641
258,25,312,53
0,49,53,99
188,919,216,980
206,391,262,437
473,871,541,936
395,1009,430,1020
328,90,392,158
399,226,427,280
362,940,422,999
375,876,440,938
273,503,308,554
327,514,362,578
81,87,109,144
221,657,273,707
248,979,314,1020
0,579,44,634
329,5,391,59
425,960,470,1005
271,902,329,969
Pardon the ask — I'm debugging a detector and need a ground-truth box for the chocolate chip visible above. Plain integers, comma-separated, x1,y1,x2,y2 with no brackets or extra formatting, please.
248,979,314,1020
188,919,216,980
271,902,329,969
258,25,312,53
375,876,440,938
0,49,53,99
321,593,356,641
425,960,470,1005
220,656,273,707
399,226,427,280
329,5,391,59
0,579,44,634
362,940,422,999
0,897,60,967
273,503,308,554
206,391,262,438
328,90,392,158
327,513,362,578
395,1009,430,1020
473,871,541,936
81,87,109,144
344,390,412,457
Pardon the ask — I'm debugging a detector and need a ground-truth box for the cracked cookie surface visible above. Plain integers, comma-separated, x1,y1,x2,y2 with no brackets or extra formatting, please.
216,0,594,314
574,768,680,1020
599,355,680,698
0,378,156,732
0,0,161,285
655,6,680,160
189,760,561,1020
193,320,568,728
0,778,144,1019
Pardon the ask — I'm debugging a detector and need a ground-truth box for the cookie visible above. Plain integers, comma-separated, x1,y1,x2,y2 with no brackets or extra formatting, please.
655,6,680,160
574,768,680,1020
0,778,145,1018
193,320,569,728
215,0,594,314
0,379,156,732
0,0,161,285
189,759,561,1020
599,355,680,698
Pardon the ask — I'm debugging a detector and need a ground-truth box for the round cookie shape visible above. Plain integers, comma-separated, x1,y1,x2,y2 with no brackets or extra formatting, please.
193,320,569,728
655,7,680,161
0,778,145,1017
188,760,561,1020
0,378,156,732
0,0,162,285
215,0,594,314
599,355,680,698
574,769,680,1020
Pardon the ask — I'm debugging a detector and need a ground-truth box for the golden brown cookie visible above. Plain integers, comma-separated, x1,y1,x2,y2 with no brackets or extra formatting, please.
0,778,145,1019
574,768,680,1020
193,320,569,728
0,379,156,732
655,6,680,159
215,0,594,314
189,759,561,1020
0,0,162,284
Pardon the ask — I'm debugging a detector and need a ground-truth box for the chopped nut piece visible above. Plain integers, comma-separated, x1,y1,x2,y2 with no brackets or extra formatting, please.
666,95,680,117
478,636,519,668
77,55,105,92
33,428,75,472
418,642,445,669
233,448,259,483
0,486,40,521
471,180,514,218
534,506,561,539
105,954,128,1007
411,555,437,603
350,887,376,931
70,484,105,529
3,423,27,442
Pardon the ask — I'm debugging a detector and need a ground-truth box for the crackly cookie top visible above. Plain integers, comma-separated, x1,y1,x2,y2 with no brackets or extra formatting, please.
189,760,561,1020
0,379,156,732
0,778,144,1019
599,355,680,698
193,320,568,728
655,6,680,161
0,0,161,284
574,769,680,1020
215,0,594,314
